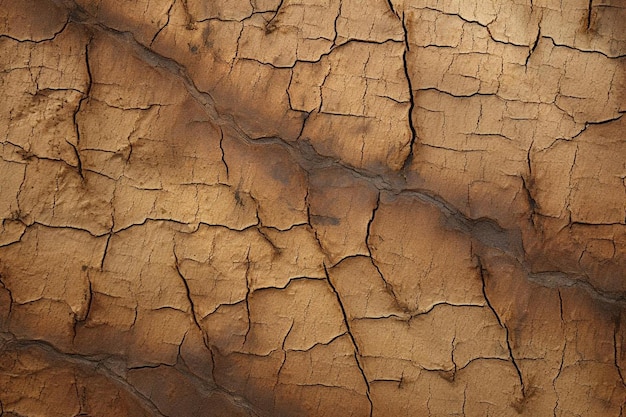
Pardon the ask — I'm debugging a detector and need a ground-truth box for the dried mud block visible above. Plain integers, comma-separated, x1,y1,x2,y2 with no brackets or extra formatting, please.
1,0,625,416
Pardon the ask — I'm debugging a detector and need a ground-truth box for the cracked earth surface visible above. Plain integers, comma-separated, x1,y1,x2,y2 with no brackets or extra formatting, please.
0,0,625,416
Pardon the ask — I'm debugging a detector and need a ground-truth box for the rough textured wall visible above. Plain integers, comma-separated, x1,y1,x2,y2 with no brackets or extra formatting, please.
0,0,625,416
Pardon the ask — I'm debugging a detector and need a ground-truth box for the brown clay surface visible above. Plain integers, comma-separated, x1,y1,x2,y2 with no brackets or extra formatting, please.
1,0,625,415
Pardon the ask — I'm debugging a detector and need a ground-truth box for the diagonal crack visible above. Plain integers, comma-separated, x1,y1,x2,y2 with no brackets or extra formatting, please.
476,255,526,398
614,320,626,387
150,0,175,46
172,247,202,330
324,263,373,417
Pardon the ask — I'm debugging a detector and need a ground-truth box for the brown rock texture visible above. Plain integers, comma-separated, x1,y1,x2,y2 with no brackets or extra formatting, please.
0,0,625,415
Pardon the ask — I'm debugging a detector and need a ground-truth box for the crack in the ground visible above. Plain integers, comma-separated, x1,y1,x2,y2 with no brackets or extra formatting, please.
476,255,526,398
324,264,374,417
399,14,418,172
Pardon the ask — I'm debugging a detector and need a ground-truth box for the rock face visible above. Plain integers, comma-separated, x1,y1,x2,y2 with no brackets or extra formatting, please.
0,0,625,416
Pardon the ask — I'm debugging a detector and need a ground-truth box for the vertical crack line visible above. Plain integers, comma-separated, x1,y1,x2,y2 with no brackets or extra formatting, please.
14,167,27,223
177,330,188,364
525,26,540,68
52,175,59,217
67,141,83,179
205,341,219,389
324,264,373,417
276,320,293,385
218,128,229,180
304,185,325,254
286,68,295,111
71,39,93,180
173,248,202,330
332,0,342,46
586,0,593,31
100,233,112,270
295,111,312,141
365,193,399,306
552,339,565,416
400,14,417,172
304,185,311,226
504,322,525,397
230,24,245,74
565,145,579,223
614,321,626,387
72,371,85,415
476,256,526,397
80,275,93,325
365,191,380,258
243,247,252,346
319,67,331,113
451,334,457,380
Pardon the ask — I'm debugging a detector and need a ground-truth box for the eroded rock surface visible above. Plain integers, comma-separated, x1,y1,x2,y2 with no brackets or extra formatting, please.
1,0,625,415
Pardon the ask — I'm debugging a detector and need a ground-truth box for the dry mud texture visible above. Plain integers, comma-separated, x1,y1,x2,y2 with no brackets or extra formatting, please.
0,0,625,416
